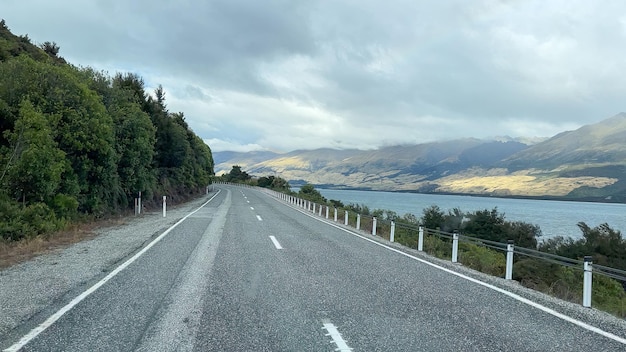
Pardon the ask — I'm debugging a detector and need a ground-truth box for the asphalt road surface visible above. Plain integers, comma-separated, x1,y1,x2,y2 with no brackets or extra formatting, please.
3,185,626,351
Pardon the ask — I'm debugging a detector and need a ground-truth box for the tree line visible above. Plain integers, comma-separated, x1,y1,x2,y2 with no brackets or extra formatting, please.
218,165,290,192
0,20,214,241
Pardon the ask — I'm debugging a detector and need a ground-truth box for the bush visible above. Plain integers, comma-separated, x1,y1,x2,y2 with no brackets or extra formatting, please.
394,225,419,248
459,243,506,276
52,193,79,219
0,196,62,241
593,275,626,317
21,202,59,236
423,234,451,259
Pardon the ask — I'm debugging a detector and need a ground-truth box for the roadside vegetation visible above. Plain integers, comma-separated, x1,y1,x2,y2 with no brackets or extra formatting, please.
0,20,214,244
217,165,291,193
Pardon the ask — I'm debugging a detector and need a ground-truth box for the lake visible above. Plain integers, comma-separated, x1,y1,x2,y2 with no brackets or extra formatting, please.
313,188,626,240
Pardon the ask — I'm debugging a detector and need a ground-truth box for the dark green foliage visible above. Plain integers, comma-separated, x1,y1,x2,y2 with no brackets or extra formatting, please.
257,176,272,188
224,165,251,183
503,221,540,249
346,203,370,215
459,243,506,276
421,205,445,229
0,20,48,63
257,175,291,191
40,41,59,57
0,22,214,240
372,208,398,221
420,205,540,249
0,194,62,240
420,205,463,232
539,222,626,270
3,100,67,204
329,199,344,208
463,208,505,241
298,183,326,203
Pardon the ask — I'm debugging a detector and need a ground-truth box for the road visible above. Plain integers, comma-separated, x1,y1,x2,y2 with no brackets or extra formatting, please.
2,185,626,351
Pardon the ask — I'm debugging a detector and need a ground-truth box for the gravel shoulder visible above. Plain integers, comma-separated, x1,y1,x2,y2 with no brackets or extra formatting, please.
0,194,213,340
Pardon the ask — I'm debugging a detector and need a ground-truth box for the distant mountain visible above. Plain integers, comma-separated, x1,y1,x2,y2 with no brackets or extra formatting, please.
214,150,280,168
506,113,626,169
214,113,626,202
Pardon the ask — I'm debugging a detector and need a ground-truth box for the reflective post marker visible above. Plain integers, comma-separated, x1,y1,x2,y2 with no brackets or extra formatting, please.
452,230,459,263
505,240,514,280
583,256,593,308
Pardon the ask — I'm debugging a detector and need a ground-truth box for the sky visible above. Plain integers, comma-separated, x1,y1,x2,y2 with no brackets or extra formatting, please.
3,0,626,153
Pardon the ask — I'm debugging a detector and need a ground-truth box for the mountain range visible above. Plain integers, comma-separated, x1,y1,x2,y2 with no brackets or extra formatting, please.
214,113,626,202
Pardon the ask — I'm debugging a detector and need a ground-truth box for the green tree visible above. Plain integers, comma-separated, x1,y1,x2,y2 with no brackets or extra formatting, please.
503,220,541,249
2,99,66,204
298,183,326,203
0,55,121,213
225,165,251,182
257,176,272,188
271,176,289,190
539,222,626,270
463,208,505,241
40,41,61,60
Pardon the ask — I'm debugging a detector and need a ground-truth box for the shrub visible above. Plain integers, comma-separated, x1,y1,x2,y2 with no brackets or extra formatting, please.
52,193,79,219
459,243,506,276
423,234,451,259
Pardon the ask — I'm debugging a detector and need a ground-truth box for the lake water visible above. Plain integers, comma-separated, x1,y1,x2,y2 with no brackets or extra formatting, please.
313,188,626,240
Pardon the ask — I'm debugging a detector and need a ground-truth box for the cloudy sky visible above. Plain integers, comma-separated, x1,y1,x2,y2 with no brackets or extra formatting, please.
3,0,626,152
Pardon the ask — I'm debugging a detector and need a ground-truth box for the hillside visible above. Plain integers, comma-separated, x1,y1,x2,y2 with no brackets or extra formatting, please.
0,21,214,240
215,114,626,202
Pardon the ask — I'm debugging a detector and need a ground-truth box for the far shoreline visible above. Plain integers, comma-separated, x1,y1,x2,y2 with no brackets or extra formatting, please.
290,184,626,206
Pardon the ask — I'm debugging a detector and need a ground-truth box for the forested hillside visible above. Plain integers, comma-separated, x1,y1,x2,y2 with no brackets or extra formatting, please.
0,20,214,240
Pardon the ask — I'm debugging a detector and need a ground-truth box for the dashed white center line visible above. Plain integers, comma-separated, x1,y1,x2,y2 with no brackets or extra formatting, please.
256,215,263,221
250,206,254,210
269,236,283,249
322,320,352,351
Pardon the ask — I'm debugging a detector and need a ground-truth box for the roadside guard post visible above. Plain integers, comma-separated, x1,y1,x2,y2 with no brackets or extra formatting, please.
452,230,459,263
505,240,514,280
372,217,377,236
583,256,593,308
418,226,424,251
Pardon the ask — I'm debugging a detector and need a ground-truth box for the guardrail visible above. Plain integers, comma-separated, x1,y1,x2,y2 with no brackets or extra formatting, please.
217,182,626,312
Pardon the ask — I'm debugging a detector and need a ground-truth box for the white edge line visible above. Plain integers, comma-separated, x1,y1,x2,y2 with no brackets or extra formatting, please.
4,190,223,352
271,195,626,346
269,236,283,250
322,320,352,351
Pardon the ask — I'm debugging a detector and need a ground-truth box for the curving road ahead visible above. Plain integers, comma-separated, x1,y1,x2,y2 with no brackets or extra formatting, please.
3,185,626,351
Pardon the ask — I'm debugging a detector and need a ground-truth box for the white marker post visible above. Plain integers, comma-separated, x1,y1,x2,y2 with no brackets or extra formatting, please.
418,226,424,251
583,256,593,308
163,196,167,217
452,230,459,263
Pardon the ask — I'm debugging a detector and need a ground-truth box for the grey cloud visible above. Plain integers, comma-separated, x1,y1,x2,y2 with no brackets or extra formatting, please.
3,0,626,152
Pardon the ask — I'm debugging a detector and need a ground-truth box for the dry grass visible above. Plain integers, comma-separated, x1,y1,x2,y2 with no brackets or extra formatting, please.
0,217,128,270
436,174,618,196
